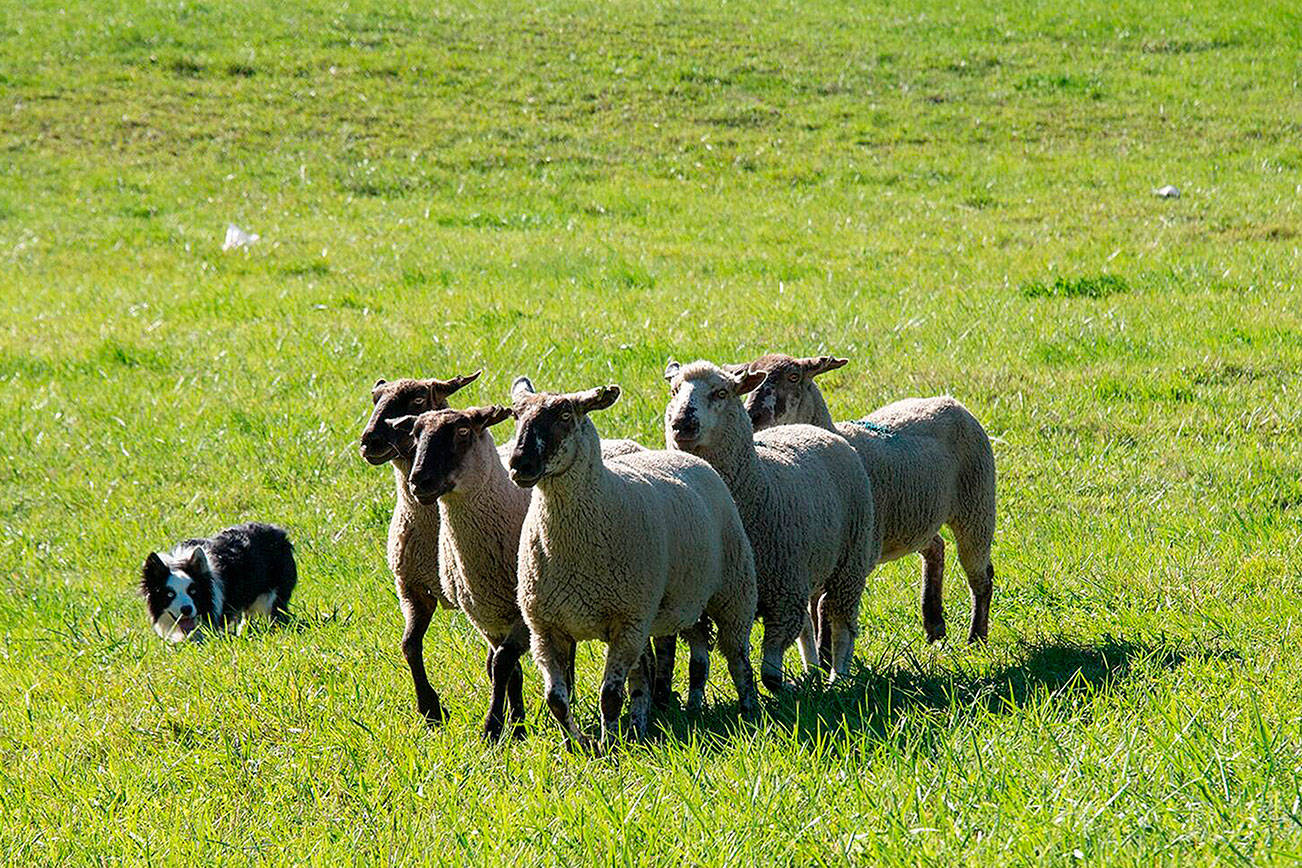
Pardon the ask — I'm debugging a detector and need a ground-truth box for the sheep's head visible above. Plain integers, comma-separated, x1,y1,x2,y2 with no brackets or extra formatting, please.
507,376,619,487
662,359,766,454
732,353,846,430
359,372,481,465
387,406,512,504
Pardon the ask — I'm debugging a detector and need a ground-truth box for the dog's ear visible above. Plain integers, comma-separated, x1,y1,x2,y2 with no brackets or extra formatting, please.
185,546,210,576
140,552,168,594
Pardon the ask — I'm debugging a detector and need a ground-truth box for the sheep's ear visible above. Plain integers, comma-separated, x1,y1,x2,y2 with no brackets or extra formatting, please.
576,385,620,413
470,405,512,430
663,360,681,382
373,377,387,389
186,546,210,576
386,414,419,438
140,552,168,593
732,369,768,396
798,356,848,378
372,378,387,403
720,362,751,375
435,370,481,396
510,376,536,402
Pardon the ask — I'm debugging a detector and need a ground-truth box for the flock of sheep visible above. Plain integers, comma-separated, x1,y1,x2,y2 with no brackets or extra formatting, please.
358,353,996,751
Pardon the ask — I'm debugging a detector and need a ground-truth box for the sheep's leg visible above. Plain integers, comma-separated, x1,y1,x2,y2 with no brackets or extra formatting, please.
759,607,805,695
680,620,713,711
599,629,652,747
822,565,867,683
799,599,822,673
534,630,589,750
484,639,528,742
921,534,947,643
652,634,679,708
399,592,446,725
501,624,531,739
711,609,758,717
957,544,994,643
565,638,578,698
626,647,655,740
817,593,834,671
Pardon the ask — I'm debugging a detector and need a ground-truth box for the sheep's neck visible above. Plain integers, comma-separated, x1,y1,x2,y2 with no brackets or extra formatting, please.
438,436,530,567
533,424,609,508
696,409,765,499
800,385,837,430
392,457,440,531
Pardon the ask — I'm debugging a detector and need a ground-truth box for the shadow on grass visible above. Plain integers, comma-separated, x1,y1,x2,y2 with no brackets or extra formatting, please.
648,634,1238,751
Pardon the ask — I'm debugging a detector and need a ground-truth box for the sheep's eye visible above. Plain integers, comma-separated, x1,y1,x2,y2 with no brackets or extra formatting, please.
457,427,470,438
412,396,426,407
787,372,800,383
712,389,729,401
560,411,572,421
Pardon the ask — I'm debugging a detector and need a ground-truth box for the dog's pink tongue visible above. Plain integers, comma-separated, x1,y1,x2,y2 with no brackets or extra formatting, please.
177,617,197,634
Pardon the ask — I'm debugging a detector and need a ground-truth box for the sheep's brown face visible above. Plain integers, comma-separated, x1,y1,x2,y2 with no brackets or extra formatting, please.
359,372,480,465
392,406,512,504
737,353,847,430
508,378,620,487
662,360,766,454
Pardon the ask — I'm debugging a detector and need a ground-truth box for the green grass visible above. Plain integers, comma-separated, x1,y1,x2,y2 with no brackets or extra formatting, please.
3,0,1302,863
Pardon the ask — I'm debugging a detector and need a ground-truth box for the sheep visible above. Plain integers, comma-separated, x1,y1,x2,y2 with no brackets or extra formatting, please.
386,404,533,740
735,353,996,644
359,372,481,724
509,376,759,751
662,360,878,690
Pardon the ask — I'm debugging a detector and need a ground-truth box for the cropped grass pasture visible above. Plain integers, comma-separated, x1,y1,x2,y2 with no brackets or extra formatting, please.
2,0,1301,863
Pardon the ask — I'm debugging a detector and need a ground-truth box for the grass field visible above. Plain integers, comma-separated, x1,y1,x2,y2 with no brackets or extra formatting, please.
3,0,1302,863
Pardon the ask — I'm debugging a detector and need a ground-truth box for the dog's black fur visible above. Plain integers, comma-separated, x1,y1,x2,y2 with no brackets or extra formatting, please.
140,522,297,641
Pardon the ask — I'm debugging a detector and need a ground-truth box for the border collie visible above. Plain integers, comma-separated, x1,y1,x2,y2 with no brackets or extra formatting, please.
140,522,297,643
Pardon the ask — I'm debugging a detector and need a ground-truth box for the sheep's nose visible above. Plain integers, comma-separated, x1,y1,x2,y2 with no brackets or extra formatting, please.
671,416,698,436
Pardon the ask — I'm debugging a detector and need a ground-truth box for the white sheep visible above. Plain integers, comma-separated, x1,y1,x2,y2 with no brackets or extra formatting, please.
359,373,481,724
663,360,878,689
736,353,996,643
509,377,759,751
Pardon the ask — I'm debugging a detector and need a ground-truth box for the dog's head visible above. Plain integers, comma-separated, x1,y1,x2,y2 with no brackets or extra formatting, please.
140,547,214,643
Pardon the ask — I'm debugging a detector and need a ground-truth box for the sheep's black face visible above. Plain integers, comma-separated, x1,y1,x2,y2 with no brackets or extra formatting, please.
402,406,511,504
738,354,847,429
360,372,481,465
507,380,620,487
509,398,579,487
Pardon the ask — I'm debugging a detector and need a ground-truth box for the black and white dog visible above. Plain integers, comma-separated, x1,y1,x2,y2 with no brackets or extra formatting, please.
140,522,297,642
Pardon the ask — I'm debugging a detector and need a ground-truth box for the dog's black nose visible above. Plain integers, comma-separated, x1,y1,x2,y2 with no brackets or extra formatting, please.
179,604,194,618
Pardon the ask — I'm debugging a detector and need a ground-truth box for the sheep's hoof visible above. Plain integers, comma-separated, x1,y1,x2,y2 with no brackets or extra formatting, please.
481,719,505,742
510,720,529,741
925,620,947,643
685,688,705,712
420,703,450,727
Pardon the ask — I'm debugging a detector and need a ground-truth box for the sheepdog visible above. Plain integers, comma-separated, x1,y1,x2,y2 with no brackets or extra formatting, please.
139,522,297,642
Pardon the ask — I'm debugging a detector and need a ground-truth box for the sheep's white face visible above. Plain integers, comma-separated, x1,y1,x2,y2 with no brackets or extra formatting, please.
662,361,766,454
